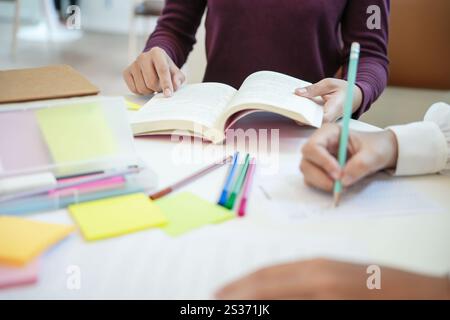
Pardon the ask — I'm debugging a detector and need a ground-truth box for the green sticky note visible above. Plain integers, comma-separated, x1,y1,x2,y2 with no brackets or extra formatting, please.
69,193,167,241
36,103,117,171
156,192,235,237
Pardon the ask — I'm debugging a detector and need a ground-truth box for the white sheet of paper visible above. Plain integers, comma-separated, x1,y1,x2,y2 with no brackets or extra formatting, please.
258,167,444,223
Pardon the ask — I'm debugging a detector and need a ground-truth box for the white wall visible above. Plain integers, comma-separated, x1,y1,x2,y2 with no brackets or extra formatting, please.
80,0,153,34
0,0,41,22
0,0,148,34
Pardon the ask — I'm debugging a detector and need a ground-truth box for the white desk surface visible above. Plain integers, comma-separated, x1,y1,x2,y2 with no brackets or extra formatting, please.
1,111,449,300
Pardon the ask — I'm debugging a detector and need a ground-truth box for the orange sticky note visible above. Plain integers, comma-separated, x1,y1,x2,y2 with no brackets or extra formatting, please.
0,217,74,267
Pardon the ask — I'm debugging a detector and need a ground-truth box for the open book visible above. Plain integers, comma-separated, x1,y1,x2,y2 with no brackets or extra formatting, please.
131,71,324,143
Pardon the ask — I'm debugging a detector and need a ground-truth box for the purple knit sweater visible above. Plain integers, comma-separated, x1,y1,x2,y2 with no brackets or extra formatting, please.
145,0,389,117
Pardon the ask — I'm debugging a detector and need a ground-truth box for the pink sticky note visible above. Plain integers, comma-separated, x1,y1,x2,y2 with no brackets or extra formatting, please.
0,259,39,289
0,111,52,173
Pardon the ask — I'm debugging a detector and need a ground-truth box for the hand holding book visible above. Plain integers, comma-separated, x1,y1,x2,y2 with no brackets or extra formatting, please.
131,71,325,144
295,78,363,123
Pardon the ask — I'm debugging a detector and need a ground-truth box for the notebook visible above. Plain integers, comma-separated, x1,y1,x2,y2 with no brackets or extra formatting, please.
131,71,324,143
0,65,99,104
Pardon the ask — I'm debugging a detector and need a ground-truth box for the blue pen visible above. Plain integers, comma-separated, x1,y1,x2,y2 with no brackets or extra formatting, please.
218,152,239,206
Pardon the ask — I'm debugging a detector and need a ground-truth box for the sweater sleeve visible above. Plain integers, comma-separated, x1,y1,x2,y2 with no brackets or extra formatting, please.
340,0,390,118
144,0,207,68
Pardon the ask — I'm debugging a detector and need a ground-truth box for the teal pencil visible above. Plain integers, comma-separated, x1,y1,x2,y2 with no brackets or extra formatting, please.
333,42,360,207
225,154,250,210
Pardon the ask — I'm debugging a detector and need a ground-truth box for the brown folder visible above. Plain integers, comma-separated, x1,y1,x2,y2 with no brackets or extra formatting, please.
0,65,100,104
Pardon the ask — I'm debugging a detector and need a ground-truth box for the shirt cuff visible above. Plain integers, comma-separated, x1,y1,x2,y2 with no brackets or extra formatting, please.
388,122,448,176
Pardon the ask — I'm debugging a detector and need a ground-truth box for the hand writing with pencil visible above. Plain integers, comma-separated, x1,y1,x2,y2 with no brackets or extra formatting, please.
300,124,398,192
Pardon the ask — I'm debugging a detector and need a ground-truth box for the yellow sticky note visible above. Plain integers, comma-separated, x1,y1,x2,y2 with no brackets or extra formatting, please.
0,217,74,267
36,103,117,168
156,192,235,237
69,193,167,241
125,100,143,111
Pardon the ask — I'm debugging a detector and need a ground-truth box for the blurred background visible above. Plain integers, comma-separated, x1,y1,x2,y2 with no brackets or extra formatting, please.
0,0,448,127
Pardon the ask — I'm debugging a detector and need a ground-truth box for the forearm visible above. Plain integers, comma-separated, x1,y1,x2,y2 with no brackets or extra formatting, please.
144,0,206,67
341,0,390,118
354,57,388,118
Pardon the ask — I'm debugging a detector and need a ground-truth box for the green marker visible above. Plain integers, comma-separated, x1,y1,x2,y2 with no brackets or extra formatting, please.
334,42,360,207
225,154,250,210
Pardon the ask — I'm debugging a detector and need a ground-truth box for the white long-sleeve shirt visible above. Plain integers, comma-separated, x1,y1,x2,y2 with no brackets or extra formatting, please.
388,102,450,176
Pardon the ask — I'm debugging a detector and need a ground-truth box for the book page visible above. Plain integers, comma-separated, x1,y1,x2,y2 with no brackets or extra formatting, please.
226,71,323,127
131,83,237,130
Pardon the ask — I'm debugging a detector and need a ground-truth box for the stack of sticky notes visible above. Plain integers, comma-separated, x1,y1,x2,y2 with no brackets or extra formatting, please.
0,216,74,289
156,192,235,237
68,192,235,241
0,95,157,218
69,193,167,241
0,190,235,291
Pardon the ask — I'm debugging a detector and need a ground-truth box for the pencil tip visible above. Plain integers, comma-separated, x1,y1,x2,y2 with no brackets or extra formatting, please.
333,192,341,208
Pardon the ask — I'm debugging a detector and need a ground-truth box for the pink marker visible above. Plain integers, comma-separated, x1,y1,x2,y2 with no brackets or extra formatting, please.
48,176,125,198
237,159,256,217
